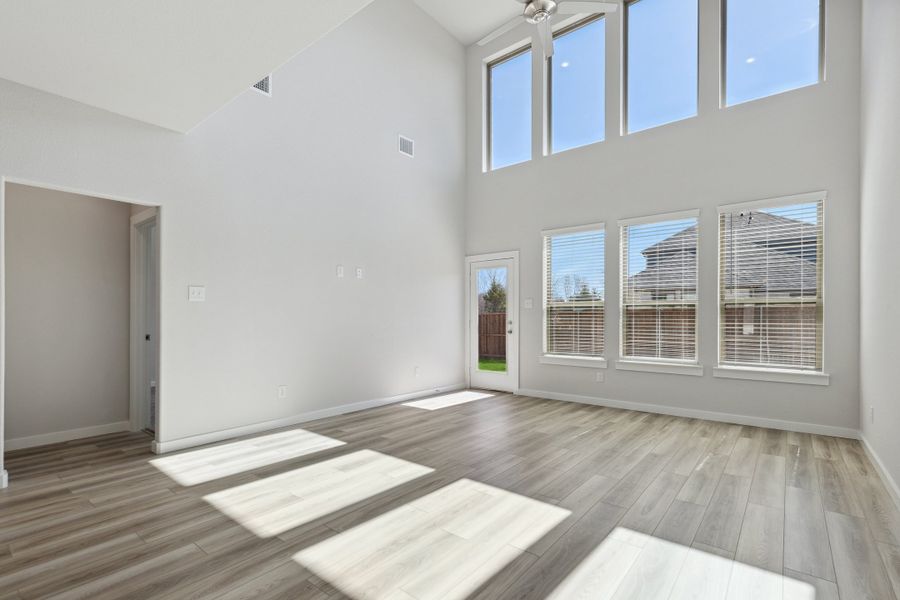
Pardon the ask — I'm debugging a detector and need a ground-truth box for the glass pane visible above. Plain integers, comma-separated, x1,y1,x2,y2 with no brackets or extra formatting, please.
627,0,698,133
622,218,698,360
490,50,532,170
725,0,821,106
720,201,822,370
477,266,508,372
551,19,606,153
546,229,605,356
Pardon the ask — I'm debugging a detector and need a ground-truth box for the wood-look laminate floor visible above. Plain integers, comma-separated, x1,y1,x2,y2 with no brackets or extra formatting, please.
2,391,900,599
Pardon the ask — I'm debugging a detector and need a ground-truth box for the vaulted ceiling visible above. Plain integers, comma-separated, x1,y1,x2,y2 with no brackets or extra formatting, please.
0,0,375,132
413,0,526,46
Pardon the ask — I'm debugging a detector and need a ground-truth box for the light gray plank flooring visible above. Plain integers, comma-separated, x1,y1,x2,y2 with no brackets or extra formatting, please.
1,391,898,599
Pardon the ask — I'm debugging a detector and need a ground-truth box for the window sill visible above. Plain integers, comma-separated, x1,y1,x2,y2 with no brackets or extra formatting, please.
713,366,830,386
615,360,704,377
539,355,608,369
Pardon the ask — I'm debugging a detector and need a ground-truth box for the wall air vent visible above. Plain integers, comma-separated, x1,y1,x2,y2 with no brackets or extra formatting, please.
252,75,272,96
399,135,415,158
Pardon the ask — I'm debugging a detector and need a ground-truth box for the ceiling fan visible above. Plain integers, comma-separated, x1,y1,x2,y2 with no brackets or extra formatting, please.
477,0,618,59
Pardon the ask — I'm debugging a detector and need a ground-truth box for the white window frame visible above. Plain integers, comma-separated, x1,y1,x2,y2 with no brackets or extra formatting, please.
485,44,533,173
720,0,827,108
616,209,703,376
541,223,608,369
547,15,607,156
623,0,701,135
714,191,829,386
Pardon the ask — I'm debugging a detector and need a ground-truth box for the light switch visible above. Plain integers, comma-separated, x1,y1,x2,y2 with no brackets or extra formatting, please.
356,267,364,279
188,285,206,302
524,298,534,310
336,265,345,278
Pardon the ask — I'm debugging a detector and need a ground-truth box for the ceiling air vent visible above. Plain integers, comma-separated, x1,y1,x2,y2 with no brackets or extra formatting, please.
399,135,414,158
252,75,272,96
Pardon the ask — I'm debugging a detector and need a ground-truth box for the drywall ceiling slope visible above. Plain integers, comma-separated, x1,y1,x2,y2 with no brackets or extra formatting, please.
0,0,374,132
413,0,522,45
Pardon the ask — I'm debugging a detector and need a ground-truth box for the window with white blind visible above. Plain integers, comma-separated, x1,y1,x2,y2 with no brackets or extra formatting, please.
543,225,605,359
620,212,699,363
718,194,824,372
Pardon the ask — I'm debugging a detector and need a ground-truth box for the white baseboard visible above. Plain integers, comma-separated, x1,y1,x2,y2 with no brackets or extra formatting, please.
860,435,900,512
0,469,8,489
152,383,467,455
4,421,132,452
518,388,859,439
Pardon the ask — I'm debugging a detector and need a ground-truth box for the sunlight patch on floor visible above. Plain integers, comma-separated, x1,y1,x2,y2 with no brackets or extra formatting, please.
204,450,432,537
403,391,494,411
293,478,571,600
150,428,346,486
547,528,817,600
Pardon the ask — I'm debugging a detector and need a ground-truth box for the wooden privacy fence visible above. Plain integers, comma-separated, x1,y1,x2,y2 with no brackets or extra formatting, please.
479,312,506,359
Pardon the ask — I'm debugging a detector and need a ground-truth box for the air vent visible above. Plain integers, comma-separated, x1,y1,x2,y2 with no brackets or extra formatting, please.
252,75,272,96
399,135,414,158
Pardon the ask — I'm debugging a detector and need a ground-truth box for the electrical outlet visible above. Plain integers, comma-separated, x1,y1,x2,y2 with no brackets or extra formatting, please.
414,366,421,378
336,265,344,278
596,371,605,383
277,385,288,399
356,267,364,279
188,285,206,302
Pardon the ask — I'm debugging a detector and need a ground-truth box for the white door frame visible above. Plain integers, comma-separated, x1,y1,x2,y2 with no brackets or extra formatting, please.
0,175,161,488
465,251,520,394
130,208,160,434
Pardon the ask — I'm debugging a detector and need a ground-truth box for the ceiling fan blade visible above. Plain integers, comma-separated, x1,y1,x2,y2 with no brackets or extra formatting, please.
537,19,553,59
477,16,527,46
557,1,619,14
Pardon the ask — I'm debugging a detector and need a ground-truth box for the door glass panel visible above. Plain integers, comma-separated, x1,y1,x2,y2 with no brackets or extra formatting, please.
477,266,508,372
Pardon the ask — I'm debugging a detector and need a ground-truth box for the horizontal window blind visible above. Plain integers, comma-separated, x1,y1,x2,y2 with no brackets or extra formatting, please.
620,215,698,362
719,199,824,371
544,227,605,357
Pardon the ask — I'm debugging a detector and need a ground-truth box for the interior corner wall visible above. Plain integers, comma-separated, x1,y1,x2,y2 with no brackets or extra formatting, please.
860,0,900,489
465,0,862,432
0,0,467,453
4,184,132,445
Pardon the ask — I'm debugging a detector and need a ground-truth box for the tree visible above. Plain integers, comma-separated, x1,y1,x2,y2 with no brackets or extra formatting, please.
481,274,507,313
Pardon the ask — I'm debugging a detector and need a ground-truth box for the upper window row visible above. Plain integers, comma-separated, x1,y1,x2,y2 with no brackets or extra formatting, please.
488,0,825,170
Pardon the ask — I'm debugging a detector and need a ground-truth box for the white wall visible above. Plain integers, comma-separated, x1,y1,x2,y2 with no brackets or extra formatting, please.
0,0,466,471
860,0,900,488
466,0,861,432
5,184,132,445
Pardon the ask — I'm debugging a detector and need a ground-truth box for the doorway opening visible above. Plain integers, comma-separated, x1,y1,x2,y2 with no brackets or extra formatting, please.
131,210,160,435
0,178,161,487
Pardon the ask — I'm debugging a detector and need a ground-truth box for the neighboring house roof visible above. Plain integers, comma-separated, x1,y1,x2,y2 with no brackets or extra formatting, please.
630,212,818,295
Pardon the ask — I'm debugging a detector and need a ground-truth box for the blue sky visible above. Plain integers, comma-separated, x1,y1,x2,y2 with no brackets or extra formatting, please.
726,0,821,106
490,0,821,168
549,231,605,300
552,18,605,153
477,266,507,295
627,0,698,133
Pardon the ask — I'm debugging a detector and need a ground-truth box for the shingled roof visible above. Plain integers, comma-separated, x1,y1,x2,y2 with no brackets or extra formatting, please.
630,212,819,295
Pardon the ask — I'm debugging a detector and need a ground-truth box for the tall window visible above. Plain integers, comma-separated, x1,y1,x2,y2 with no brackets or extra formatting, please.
724,0,823,106
488,47,532,170
550,17,606,154
719,195,824,371
625,0,698,133
620,212,699,362
543,225,605,357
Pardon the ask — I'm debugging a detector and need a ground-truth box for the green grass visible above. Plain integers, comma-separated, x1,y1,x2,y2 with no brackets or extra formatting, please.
478,358,507,372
